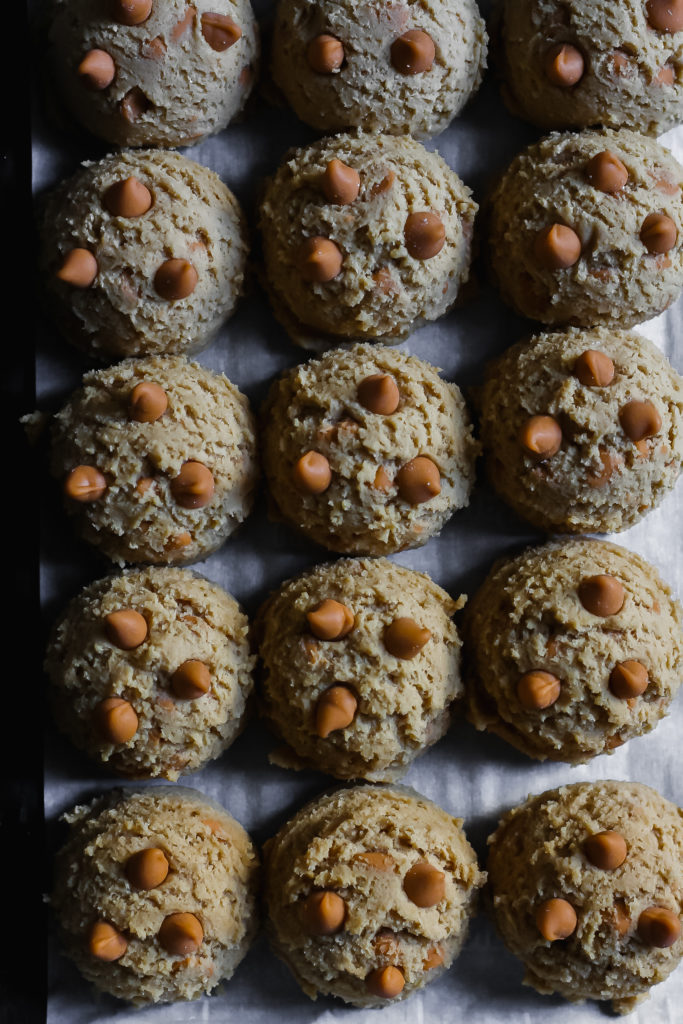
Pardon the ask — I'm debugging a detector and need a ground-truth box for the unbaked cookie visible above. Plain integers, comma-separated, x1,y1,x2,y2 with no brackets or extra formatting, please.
271,0,487,137
255,557,465,781
487,780,683,1014
41,149,247,360
497,0,683,136
50,356,258,566
45,567,254,779
51,787,259,1005
259,132,477,348
49,0,258,147
263,784,485,1006
479,327,683,532
260,344,478,554
464,538,683,762
488,128,683,328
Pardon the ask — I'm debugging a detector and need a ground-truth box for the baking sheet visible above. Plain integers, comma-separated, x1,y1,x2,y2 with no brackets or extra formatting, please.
33,1,683,1021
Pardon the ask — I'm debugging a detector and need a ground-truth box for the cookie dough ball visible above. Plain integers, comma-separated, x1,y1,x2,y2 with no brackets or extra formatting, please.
498,0,683,136
50,356,258,566
259,133,477,348
255,558,465,781
49,0,258,147
464,539,683,762
487,780,683,1014
51,787,259,1005
45,567,254,779
271,0,487,137
41,149,248,360
261,344,478,554
489,128,683,328
263,785,484,1006
479,328,683,533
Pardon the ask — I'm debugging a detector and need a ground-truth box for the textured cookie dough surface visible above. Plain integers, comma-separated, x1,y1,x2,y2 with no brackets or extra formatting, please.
487,781,683,1014
51,787,259,1005
479,328,683,532
256,558,465,781
272,0,487,137
50,0,258,147
50,356,258,566
263,785,485,1006
261,344,478,554
41,149,248,360
498,0,683,136
488,128,683,328
259,133,477,348
45,567,255,779
464,539,683,762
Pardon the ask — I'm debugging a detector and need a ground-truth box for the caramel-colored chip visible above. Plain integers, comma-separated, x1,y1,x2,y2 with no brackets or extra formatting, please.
517,670,561,710
354,851,395,871
112,0,153,25
78,49,116,90
103,176,153,218
519,415,562,459
158,913,203,955
544,43,585,87
297,236,343,282
637,906,681,947
609,660,649,699
404,212,445,259
366,966,405,999
614,899,632,936
94,697,139,744
357,373,400,415
171,660,211,700
293,451,332,494
536,898,577,941
56,248,98,288
574,350,615,387
125,847,169,889
584,831,628,870
403,861,445,908
619,400,662,442
105,609,148,649
201,12,242,50
534,224,582,268
307,599,355,640
647,0,683,33
641,212,678,253
587,449,621,488
120,87,150,122
373,466,393,492
390,30,435,75
315,685,357,738
423,945,444,969
395,456,441,503
307,34,344,73
88,921,127,961
384,617,431,659
578,575,625,617
322,159,360,205
128,381,168,422
373,928,399,958
170,461,214,508
64,465,107,502
585,151,629,193
301,891,346,935
154,258,198,301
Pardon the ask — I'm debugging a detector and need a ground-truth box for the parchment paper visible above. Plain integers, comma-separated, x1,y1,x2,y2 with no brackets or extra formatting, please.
33,2,683,1021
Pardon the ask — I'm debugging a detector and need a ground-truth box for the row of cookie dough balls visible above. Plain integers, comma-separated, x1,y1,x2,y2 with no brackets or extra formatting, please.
44,539,683,782
49,0,683,144
41,128,683,363
51,780,683,1012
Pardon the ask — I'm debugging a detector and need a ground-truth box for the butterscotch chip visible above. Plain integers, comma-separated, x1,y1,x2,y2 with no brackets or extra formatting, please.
88,921,127,961
365,966,405,999
519,415,562,458
301,891,346,935
154,259,198,301
307,599,355,640
64,465,107,502
354,851,395,871
201,13,242,51
105,608,148,649
170,461,214,508
171,660,211,699
372,466,393,492
423,944,444,969
404,212,445,259
647,0,683,33
395,456,441,503
614,898,631,936
78,49,116,90
112,0,153,26
586,450,621,488
390,30,435,75
307,34,344,74
158,912,203,955
584,831,628,870
297,236,343,282
94,697,139,744
120,87,151,123
544,43,584,87
103,176,153,218
578,574,625,616
637,906,681,947
315,685,357,737
536,898,577,941
517,670,561,710
321,159,360,205
293,451,332,494
125,847,169,889
573,349,615,387
56,248,98,288
384,617,431,659
357,373,400,415
403,861,445,907
128,381,168,422
534,224,581,268
609,660,649,698
585,151,629,193
619,399,662,442
641,212,678,253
